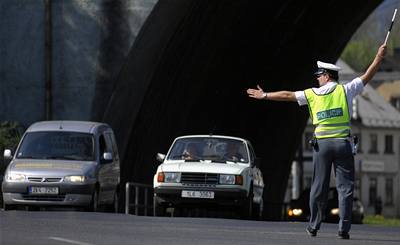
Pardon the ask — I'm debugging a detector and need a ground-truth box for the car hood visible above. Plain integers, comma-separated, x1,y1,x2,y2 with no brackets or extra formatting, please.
159,160,247,175
7,159,96,176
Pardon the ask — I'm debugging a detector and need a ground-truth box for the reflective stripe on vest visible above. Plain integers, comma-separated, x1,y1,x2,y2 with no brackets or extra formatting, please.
304,84,350,139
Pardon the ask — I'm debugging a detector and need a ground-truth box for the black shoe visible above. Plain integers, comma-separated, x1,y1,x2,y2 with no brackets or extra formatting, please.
338,231,350,239
306,226,317,237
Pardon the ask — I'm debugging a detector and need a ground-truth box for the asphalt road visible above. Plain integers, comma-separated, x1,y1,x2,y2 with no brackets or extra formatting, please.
1,211,400,245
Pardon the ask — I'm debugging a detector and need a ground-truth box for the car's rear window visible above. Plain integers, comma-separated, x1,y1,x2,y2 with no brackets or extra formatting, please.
167,137,249,163
16,131,95,161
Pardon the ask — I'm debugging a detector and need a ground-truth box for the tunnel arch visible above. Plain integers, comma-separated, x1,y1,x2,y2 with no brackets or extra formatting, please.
103,0,382,219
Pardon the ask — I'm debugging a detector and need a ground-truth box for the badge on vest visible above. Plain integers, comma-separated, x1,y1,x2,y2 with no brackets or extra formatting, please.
316,108,343,120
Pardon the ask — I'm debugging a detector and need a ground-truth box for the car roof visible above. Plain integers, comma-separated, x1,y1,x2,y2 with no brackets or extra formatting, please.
26,121,108,134
175,135,248,142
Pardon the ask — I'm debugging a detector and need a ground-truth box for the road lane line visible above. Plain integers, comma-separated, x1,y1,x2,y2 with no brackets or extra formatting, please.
48,237,93,245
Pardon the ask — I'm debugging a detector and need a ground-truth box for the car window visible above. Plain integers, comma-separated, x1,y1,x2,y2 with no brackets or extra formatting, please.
105,132,119,159
99,135,113,156
167,137,249,163
16,131,94,161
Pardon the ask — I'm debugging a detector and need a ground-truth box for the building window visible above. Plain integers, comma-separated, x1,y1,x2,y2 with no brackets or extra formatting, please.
384,135,393,154
304,132,313,151
390,96,400,110
369,177,377,206
385,178,393,205
354,133,362,153
369,134,378,153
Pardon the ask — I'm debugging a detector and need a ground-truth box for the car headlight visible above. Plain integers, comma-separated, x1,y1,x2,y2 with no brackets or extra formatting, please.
330,208,339,215
64,175,86,183
6,173,26,182
288,208,303,216
219,174,243,185
219,174,235,184
157,172,181,183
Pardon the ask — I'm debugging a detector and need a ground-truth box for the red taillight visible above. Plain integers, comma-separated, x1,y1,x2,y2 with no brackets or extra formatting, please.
235,175,243,185
157,172,165,182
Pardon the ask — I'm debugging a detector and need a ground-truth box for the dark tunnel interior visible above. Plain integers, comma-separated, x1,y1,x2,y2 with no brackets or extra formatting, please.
102,0,382,219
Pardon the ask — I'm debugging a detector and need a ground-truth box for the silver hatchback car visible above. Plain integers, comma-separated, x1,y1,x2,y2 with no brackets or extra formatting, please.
2,121,120,212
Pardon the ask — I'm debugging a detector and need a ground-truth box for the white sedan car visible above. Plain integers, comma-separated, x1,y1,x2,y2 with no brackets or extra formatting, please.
153,135,264,219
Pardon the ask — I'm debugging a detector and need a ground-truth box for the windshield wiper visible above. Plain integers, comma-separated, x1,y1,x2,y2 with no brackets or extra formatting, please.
44,156,80,160
17,156,36,159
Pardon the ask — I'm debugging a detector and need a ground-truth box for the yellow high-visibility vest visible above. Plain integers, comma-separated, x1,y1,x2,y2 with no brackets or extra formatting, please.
304,84,350,139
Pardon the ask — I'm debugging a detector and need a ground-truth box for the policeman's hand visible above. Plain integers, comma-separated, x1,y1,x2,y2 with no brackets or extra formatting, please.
377,44,387,59
247,85,266,100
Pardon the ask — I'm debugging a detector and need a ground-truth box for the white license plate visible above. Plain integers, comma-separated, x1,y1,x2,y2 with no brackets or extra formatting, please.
29,186,59,195
181,190,214,199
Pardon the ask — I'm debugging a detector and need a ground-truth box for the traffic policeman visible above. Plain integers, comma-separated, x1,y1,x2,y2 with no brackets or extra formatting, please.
246,43,386,239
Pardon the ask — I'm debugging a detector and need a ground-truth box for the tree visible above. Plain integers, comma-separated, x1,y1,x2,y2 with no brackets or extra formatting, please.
340,0,400,71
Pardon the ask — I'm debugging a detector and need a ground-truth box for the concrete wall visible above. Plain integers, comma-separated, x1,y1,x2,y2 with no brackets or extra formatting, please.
0,0,157,127
0,0,46,126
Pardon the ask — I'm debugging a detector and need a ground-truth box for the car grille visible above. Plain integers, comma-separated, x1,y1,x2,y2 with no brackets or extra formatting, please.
22,194,66,202
181,173,218,185
28,177,62,183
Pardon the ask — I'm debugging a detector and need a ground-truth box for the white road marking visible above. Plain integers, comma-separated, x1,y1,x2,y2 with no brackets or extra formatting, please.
48,237,93,245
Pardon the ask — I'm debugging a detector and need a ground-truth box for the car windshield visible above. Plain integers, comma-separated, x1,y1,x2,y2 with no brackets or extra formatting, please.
167,137,249,163
16,131,95,161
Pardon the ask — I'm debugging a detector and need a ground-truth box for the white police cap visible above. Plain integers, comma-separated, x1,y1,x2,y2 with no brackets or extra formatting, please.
314,61,341,75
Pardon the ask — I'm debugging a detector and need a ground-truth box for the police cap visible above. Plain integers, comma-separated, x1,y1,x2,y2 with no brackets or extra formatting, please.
314,61,341,77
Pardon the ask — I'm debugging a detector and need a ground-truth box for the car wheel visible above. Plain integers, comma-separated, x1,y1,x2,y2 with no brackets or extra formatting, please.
88,188,99,212
3,203,16,211
241,193,253,219
153,196,165,217
253,199,263,220
112,190,120,213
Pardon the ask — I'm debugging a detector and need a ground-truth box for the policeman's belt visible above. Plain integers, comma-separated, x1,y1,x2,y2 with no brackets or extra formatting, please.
315,122,351,129
314,129,351,137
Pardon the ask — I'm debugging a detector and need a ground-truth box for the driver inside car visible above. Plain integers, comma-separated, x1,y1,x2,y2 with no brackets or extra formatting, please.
223,143,244,162
182,143,200,160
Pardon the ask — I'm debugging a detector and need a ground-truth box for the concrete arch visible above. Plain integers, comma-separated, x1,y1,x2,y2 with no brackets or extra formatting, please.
103,0,382,219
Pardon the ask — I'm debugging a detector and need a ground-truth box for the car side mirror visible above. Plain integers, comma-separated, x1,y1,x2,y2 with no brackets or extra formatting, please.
4,149,13,160
156,153,166,162
101,152,113,164
254,157,261,168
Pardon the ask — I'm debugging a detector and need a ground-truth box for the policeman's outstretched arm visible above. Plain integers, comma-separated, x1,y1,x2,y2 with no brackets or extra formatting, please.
360,44,387,85
247,85,297,102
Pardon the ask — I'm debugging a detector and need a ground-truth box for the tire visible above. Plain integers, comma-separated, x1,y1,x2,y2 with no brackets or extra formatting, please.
3,203,16,211
88,188,99,212
252,199,263,220
153,196,165,217
241,193,253,219
111,190,120,213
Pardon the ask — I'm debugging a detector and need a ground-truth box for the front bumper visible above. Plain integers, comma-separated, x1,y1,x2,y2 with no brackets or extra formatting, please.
154,186,248,207
2,181,95,206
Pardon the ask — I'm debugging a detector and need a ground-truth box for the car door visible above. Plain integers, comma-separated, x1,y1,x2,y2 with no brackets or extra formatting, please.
104,131,120,191
248,142,264,202
97,132,115,204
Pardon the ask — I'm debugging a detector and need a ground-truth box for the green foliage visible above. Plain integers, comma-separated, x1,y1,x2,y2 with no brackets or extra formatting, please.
341,41,376,71
340,1,400,71
0,121,23,166
364,215,400,226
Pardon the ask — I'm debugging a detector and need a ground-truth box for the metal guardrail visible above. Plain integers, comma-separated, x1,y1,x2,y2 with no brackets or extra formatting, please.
125,182,153,216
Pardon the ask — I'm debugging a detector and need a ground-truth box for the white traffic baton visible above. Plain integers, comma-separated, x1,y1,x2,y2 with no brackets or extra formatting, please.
384,8,397,45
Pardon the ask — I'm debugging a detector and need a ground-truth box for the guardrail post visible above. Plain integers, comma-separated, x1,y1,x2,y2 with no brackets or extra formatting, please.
144,188,148,216
125,182,130,214
124,182,153,216
135,186,139,215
